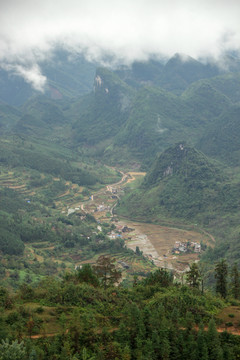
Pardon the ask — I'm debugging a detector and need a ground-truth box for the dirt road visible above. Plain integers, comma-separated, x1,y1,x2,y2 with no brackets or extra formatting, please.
67,168,212,273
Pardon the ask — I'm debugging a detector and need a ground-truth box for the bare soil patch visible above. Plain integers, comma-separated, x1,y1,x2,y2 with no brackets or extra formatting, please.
120,220,207,271
126,172,146,184
216,306,240,333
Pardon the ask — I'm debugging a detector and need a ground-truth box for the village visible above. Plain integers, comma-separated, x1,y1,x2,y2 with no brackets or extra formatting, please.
60,170,207,274
172,240,201,254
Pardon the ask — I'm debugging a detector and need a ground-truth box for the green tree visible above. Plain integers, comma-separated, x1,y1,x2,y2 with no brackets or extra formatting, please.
215,259,228,298
0,339,26,360
230,263,240,299
29,349,37,360
207,319,223,360
76,264,100,287
186,263,201,288
93,255,121,289
0,287,13,309
183,333,198,360
81,347,95,360
0,317,8,341
58,313,67,334
185,311,194,333
143,268,173,287
135,246,142,256
160,338,170,360
116,321,130,345
197,323,208,360
198,261,208,295
18,283,35,301
122,345,131,360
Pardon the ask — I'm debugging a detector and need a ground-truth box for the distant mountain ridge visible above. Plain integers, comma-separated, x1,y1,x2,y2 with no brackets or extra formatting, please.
0,50,97,106
1,51,240,168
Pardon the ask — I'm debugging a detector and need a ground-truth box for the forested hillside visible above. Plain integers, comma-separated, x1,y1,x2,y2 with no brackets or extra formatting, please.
1,264,240,359
117,143,240,265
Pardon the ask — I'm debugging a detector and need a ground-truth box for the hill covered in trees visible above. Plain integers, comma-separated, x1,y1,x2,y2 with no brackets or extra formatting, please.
1,262,240,359
116,143,240,264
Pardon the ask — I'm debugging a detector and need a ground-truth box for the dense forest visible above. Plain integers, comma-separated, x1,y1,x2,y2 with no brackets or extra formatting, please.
1,261,240,360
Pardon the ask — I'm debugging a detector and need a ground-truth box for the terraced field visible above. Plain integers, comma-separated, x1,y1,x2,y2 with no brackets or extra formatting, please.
0,164,212,281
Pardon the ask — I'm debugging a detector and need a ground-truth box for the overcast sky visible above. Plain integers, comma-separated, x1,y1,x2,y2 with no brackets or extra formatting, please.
1,0,240,90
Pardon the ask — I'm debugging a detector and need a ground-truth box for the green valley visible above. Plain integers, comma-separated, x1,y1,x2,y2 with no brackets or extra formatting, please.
1,50,240,359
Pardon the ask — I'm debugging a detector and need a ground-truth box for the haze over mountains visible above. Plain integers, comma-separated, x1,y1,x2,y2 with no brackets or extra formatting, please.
1,50,240,167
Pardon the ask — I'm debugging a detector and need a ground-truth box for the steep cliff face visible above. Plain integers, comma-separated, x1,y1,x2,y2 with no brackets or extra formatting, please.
93,68,133,114
72,68,134,144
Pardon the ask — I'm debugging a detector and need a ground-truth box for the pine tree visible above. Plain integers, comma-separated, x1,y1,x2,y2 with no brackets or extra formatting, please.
197,323,208,360
186,263,201,288
215,259,228,298
198,262,208,295
143,338,154,360
207,319,223,360
142,306,152,337
93,255,121,289
76,264,100,287
185,311,194,333
129,304,145,341
116,321,130,345
222,344,235,360
230,263,240,299
81,347,95,360
151,329,161,356
0,339,26,360
135,336,143,360
171,307,180,328
122,345,131,360
29,349,38,360
160,337,170,360
168,325,181,360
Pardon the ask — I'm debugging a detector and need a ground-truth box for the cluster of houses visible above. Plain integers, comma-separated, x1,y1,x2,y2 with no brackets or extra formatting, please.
108,232,122,240
96,204,111,212
109,187,118,194
107,225,134,240
172,241,201,254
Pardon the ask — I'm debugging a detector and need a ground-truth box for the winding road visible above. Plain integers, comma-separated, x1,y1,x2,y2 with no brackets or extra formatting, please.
76,168,213,273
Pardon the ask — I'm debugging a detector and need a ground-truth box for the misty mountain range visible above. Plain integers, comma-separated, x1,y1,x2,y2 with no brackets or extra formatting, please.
1,50,240,170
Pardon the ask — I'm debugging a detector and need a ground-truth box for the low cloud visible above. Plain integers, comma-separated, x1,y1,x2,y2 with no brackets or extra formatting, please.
14,65,47,92
1,0,240,90
1,63,47,92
